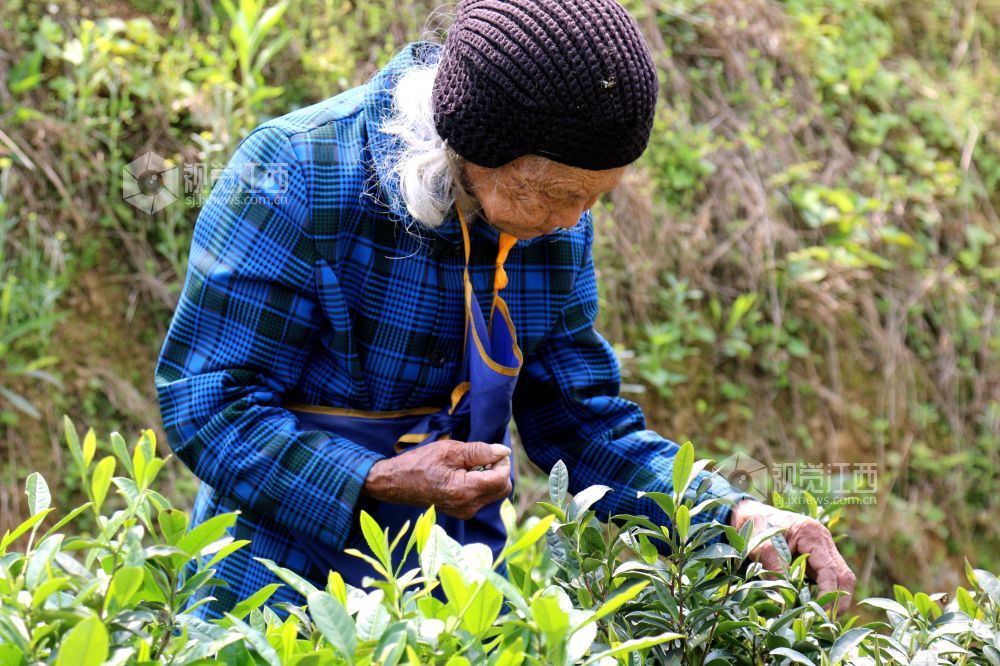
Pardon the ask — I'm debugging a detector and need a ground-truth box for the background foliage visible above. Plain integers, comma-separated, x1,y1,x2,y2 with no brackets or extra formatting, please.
0,0,996,604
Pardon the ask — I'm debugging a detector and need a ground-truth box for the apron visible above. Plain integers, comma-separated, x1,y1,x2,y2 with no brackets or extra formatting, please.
283,201,522,587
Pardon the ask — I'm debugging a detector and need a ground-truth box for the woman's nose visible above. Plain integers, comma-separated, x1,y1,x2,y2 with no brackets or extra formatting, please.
547,204,585,230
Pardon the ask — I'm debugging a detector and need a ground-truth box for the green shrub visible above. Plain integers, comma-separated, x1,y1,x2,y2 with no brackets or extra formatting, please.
0,418,997,664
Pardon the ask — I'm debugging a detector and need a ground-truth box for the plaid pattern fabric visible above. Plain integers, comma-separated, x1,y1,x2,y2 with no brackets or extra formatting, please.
155,40,751,619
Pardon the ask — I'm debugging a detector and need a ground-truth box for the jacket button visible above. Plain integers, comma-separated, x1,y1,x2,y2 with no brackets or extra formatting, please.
430,347,448,368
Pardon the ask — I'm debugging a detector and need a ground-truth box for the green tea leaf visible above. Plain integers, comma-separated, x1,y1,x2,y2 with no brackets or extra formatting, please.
860,597,908,618
308,591,356,659
31,575,71,608
176,512,238,556
585,581,649,627
205,538,251,569
109,433,134,477
225,613,282,666
41,503,92,543
55,616,108,666
158,508,189,546
569,485,611,520
637,491,675,520
770,647,816,665
63,415,84,472
531,595,568,643
257,557,321,599
583,632,685,664
105,566,144,611
462,583,503,636
25,473,50,516
955,586,977,617
894,584,914,607
132,436,148,487
501,514,554,559
549,460,568,507
139,457,165,490
914,592,942,620
829,628,871,665
413,505,436,553
772,531,793,566
231,583,283,620
1,509,52,552
803,492,819,519
974,569,1000,606
91,456,116,512
82,428,97,468
438,564,470,609
25,534,62,589
356,590,391,641
374,626,407,666
495,638,526,666
672,441,694,499
481,569,530,616
359,510,390,571
534,501,566,522
675,504,690,543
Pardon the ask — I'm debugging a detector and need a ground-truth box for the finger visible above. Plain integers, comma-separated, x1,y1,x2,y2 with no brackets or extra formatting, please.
814,555,842,610
465,464,513,498
458,441,510,469
800,530,853,612
487,443,512,460
486,454,511,475
751,543,789,575
830,551,856,614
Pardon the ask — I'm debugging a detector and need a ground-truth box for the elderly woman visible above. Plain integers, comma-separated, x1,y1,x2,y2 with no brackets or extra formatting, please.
155,0,855,619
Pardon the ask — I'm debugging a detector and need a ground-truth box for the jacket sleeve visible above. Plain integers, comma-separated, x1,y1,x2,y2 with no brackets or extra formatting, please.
154,125,384,549
511,214,753,546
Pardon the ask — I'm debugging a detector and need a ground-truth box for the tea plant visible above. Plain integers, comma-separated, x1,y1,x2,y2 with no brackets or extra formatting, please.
1,420,997,664
0,417,251,663
538,448,857,665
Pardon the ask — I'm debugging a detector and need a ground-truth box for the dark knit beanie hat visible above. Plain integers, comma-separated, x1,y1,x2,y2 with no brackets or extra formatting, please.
431,0,660,171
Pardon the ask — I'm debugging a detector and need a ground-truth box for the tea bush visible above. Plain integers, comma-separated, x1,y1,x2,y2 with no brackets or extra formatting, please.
1,418,997,665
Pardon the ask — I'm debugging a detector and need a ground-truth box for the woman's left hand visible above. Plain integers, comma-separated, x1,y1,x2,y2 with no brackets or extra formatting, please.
729,499,857,614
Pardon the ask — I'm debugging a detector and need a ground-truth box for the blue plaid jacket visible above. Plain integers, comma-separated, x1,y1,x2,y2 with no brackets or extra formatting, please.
155,40,750,617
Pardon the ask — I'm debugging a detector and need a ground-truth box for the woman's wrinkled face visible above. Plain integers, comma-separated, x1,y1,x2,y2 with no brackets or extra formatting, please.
460,156,625,240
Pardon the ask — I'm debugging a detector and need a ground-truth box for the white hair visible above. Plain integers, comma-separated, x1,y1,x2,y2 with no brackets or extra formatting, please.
372,61,474,229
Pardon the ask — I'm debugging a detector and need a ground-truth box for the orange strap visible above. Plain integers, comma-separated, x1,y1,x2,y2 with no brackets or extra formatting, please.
455,201,517,293
493,232,517,294
455,201,519,340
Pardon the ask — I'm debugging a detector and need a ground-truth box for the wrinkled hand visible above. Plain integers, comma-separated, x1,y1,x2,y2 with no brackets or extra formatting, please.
730,499,856,613
361,440,512,520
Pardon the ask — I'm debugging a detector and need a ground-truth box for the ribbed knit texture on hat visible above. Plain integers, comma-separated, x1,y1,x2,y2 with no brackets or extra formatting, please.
432,0,660,170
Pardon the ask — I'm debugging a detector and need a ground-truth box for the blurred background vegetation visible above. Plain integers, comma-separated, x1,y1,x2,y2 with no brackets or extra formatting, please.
0,0,996,602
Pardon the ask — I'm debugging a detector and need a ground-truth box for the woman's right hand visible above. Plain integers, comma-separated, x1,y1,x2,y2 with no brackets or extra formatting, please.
361,440,512,520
